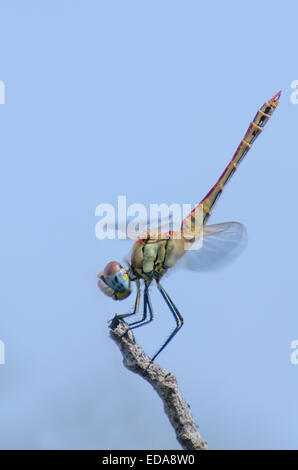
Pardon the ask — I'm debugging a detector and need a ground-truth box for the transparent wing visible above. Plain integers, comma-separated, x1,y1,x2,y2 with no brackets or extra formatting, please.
180,221,247,271
106,213,178,240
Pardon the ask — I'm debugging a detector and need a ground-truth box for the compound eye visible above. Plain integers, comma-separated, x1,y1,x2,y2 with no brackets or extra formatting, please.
104,261,121,280
97,273,115,298
98,261,131,300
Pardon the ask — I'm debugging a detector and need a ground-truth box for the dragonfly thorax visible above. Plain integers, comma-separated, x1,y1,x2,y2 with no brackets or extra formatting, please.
130,236,185,282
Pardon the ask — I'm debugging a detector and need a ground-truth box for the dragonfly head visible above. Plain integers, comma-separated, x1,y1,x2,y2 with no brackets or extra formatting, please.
98,261,131,300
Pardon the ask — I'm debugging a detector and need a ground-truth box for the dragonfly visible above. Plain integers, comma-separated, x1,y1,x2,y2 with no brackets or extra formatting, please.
98,91,281,363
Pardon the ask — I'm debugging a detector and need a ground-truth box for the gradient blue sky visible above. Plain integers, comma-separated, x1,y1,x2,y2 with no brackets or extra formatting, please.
0,1,298,449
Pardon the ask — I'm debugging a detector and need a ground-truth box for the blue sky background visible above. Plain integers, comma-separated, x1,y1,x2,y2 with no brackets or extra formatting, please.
0,0,298,450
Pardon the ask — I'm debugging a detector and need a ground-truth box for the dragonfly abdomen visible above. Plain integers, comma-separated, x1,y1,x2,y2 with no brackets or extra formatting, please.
182,91,281,230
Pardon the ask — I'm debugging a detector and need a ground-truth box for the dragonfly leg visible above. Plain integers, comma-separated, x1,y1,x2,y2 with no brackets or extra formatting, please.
126,284,154,330
118,279,141,320
150,282,184,363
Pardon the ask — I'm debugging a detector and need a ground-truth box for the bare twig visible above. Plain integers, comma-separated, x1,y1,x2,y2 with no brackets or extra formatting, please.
109,316,208,450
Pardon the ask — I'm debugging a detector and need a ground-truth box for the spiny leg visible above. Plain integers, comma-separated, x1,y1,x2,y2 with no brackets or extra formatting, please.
150,282,184,363
127,284,154,330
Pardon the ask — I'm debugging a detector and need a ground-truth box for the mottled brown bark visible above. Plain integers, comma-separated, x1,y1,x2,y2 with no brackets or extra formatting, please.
109,316,208,450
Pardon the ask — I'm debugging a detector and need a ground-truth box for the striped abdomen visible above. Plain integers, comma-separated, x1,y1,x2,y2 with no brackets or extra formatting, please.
182,91,281,233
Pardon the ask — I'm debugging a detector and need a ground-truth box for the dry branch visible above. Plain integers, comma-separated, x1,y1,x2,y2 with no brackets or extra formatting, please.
109,316,208,450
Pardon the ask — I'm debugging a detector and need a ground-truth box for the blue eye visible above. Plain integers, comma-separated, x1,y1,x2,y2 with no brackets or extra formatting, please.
110,272,128,292
99,261,131,300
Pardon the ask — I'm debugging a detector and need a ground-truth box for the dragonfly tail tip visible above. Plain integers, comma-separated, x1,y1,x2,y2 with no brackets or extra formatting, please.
272,90,282,102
